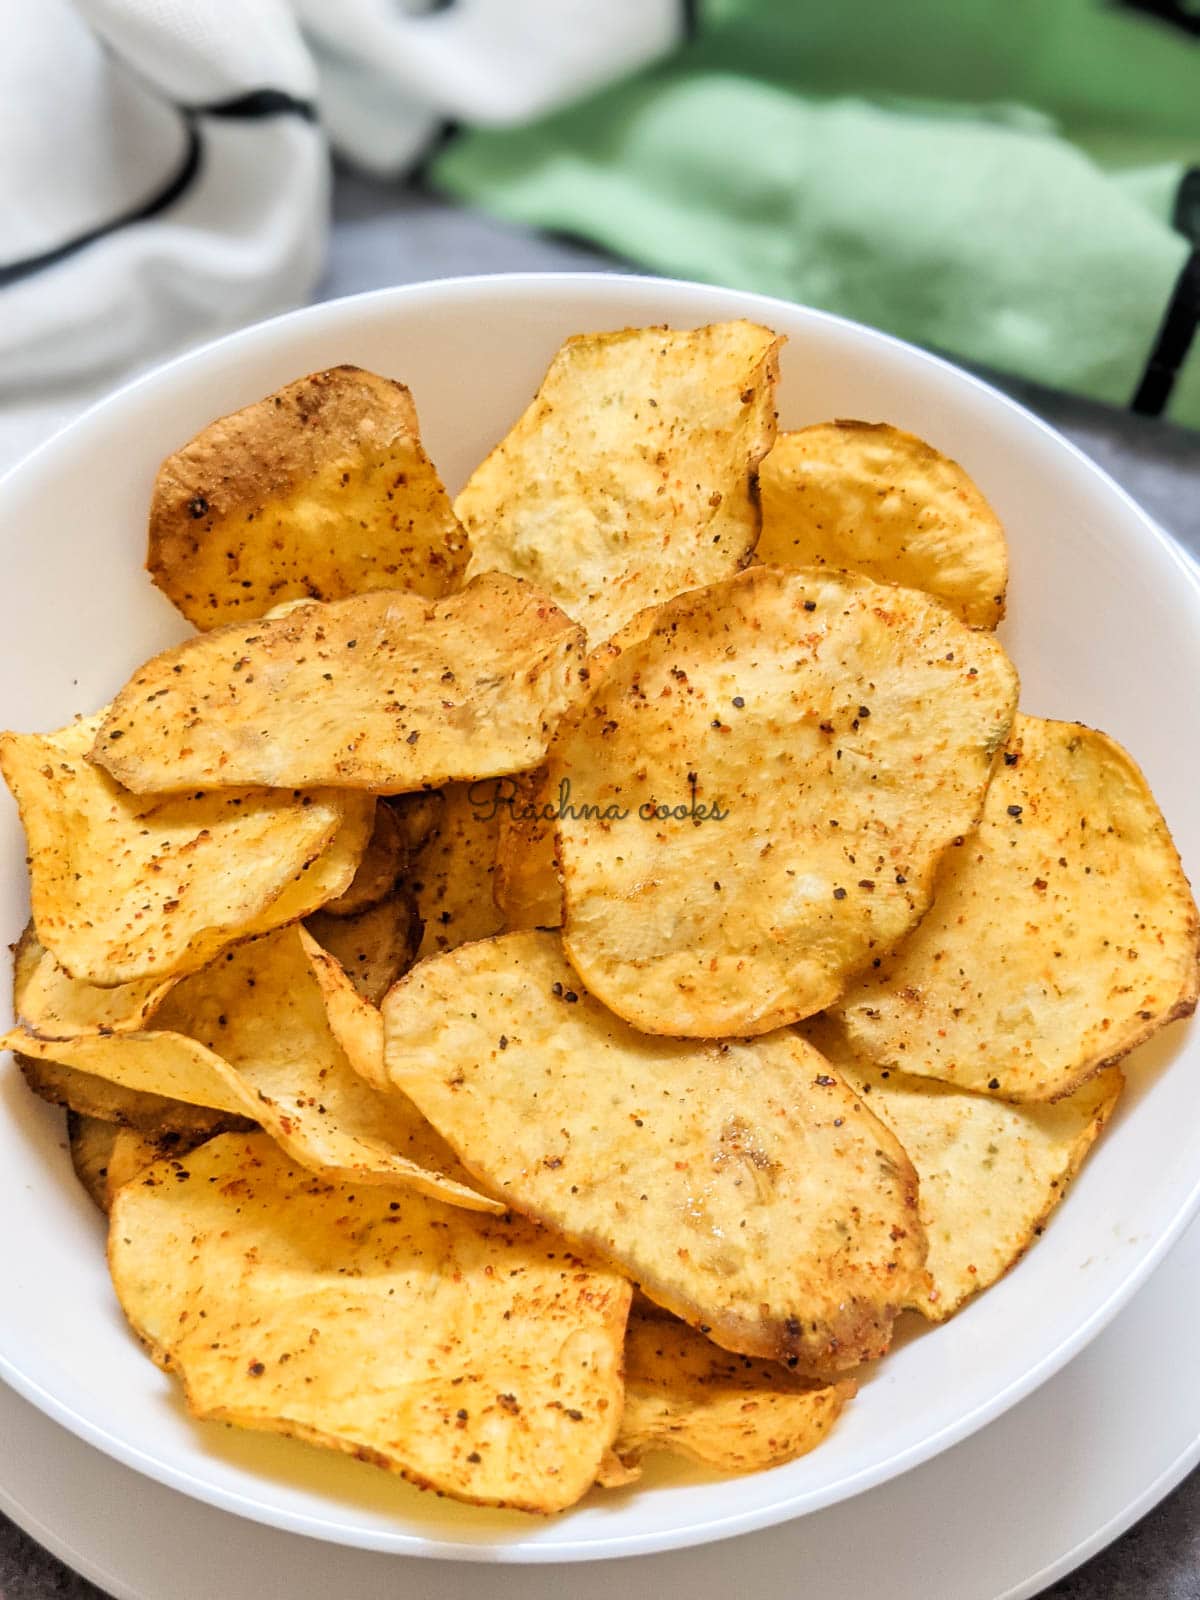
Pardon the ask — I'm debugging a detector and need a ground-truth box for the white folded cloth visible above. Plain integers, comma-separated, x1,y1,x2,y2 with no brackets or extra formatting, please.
0,0,683,468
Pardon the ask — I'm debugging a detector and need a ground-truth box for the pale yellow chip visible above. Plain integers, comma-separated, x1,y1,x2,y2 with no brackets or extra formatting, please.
384,931,925,1375
409,783,505,960
457,322,782,645
7,926,500,1212
493,769,564,931
600,1313,853,1483
302,931,387,1092
0,715,373,986
14,1053,248,1137
551,566,1019,1037
13,926,176,1039
147,366,467,629
757,423,1008,629
318,802,405,918
108,1131,631,1513
831,715,1200,1101
804,1018,1123,1319
92,577,586,795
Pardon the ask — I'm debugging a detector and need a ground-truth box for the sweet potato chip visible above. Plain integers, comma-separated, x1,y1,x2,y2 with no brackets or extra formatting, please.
109,1131,631,1512
0,715,372,985
551,566,1018,1036
147,366,467,628
93,577,585,795
600,1313,852,1482
409,783,505,960
831,715,1200,1100
457,322,782,645
305,893,419,1006
318,802,406,917
804,1018,1123,1318
758,423,1007,627
384,931,925,1374
7,926,500,1211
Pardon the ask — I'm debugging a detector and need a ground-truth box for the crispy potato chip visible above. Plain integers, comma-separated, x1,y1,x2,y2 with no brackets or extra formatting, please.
0,715,373,986
109,1131,631,1512
318,802,405,917
385,789,444,859
302,930,387,1092
14,1053,248,1137
147,366,467,629
384,931,925,1374
831,715,1200,1100
757,423,1008,629
409,783,505,960
305,892,419,1006
551,566,1018,1036
457,322,782,645
8,926,500,1211
93,577,585,795
67,1113,212,1214
493,769,563,931
803,1017,1123,1319
67,1112,117,1211
600,1313,853,1482
13,926,176,1039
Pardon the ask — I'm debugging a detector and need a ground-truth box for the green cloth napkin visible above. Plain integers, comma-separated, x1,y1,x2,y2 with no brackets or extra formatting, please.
432,0,1200,427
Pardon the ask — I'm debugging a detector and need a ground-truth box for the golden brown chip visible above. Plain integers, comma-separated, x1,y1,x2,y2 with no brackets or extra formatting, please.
803,1018,1123,1319
409,782,505,960
493,769,563,931
385,789,444,859
383,931,925,1375
301,930,387,1092
600,1313,853,1482
831,715,1200,1100
92,577,585,795
147,366,467,628
757,423,1008,629
457,322,782,645
15,1053,248,1137
0,715,372,986
305,892,420,1006
7,926,500,1211
318,803,405,917
67,1112,117,1211
109,1131,631,1513
551,566,1018,1037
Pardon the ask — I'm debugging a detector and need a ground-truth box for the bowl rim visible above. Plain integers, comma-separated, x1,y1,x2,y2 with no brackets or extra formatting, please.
2,270,1199,1564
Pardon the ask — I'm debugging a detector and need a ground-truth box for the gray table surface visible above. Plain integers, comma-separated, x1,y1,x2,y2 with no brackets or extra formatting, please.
3,172,1199,1600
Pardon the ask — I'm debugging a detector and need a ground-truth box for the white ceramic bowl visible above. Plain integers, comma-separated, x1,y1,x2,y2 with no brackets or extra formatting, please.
1,274,1198,1564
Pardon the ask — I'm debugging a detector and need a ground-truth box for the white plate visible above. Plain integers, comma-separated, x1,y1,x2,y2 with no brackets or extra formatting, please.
5,1212,1200,1600
2,274,1199,1562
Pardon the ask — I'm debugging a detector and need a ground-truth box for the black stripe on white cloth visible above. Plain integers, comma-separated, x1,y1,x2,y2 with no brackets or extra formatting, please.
0,89,317,290
1131,167,1200,417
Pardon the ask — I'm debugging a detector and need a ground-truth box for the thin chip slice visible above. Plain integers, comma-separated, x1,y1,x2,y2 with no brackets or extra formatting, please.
14,1053,248,1137
600,1313,853,1483
384,931,925,1374
831,715,1200,1100
457,322,782,645
385,790,444,859
319,802,405,917
109,1132,631,1513
804,1018,1123,1319
13,926,176,1039
493,769,564,931
7,926,501,1211
92,577,585,794
148,366,467,628
757,423,1008,629
305,892,420,1006
67,1112,117,1211
410,782,505,960
302,930,388,1092
552,566,1019,1037
0,715,373,985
